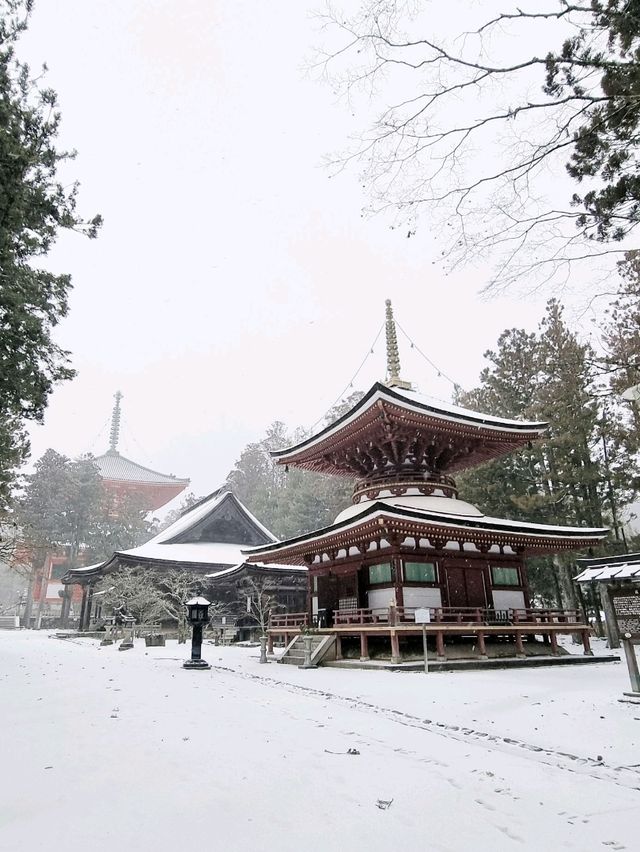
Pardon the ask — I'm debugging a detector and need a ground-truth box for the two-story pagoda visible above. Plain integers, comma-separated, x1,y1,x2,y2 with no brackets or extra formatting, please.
244,302,608,664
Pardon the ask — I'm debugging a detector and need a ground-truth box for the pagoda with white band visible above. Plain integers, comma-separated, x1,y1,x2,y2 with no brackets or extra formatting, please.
244,301,608,665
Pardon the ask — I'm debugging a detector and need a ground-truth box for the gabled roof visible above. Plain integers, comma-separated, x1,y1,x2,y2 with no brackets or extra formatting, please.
94,450,189,487
272,382,548,477
63,490,278,583
156,489,276,547
243,498,607,565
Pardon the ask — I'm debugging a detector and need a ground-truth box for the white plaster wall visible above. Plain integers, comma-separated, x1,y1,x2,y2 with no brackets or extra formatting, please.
492,590,526,610
368,588,396,611
402,587,443,608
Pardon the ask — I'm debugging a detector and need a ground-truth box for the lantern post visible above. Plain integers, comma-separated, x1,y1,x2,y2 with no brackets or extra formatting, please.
183,596,211,670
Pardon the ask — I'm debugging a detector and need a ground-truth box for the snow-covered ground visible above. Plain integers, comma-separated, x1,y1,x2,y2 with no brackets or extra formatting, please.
1,631,638,852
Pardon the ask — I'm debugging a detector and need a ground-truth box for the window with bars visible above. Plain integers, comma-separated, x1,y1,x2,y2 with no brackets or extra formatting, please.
491,566,520,586
404,562,437,583
368,563,393,584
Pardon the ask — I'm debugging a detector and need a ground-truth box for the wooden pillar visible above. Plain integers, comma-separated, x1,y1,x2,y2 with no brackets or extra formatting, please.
78,586,89,631
581,629,593,656
390,629,400,664
392,551,404,609
514,630,525,658
476,630,488,660
85,586,94,629
549,631,559,656
267,633,274,654
59,584,72,628
335,633,342,660
436,631,446,660
360,632,369,661
307,572,313,626
600,582,620,649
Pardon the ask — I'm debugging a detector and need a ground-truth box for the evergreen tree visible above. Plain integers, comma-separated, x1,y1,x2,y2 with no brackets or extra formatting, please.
0,1,101,508
457,300,636,606
14,449,153,621
225,394,365,540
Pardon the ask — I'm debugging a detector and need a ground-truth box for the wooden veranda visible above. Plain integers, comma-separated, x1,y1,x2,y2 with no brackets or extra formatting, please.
267,605,592,663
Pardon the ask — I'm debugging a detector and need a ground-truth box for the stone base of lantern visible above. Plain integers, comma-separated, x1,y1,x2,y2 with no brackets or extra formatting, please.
182,659,211,670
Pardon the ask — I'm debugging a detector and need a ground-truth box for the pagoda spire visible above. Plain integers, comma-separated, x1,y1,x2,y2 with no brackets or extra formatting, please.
109,391,123,453
384,299,412,390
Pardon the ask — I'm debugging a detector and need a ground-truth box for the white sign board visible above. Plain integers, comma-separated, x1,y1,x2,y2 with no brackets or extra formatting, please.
415,607,431,624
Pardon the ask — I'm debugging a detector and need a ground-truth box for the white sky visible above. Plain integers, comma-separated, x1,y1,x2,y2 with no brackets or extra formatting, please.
19,1,601,506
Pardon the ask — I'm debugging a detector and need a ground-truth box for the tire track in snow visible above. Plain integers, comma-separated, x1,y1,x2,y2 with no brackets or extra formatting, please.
209,664,640,793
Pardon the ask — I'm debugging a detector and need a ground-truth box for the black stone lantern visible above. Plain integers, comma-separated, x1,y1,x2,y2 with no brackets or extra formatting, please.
183,596,211,670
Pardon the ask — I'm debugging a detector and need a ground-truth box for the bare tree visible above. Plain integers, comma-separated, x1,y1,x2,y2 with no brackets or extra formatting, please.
315,1,640,291
97,567,165,627
239,576,283,637
155,569,208,643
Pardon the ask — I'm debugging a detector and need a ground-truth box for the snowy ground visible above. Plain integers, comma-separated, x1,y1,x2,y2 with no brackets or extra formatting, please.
1,632,638,852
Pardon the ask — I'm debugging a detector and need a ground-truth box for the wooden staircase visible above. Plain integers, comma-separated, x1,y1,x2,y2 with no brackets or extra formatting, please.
278,633,336,667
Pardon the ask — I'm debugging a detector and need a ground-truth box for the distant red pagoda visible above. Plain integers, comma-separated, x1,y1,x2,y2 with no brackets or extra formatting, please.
93,392,189,512
37,393,189,627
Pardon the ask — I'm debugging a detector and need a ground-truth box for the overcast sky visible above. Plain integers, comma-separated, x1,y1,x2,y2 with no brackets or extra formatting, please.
18,1,600,509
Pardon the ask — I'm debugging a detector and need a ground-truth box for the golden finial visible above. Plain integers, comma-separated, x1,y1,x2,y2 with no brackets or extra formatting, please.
384,300,412,390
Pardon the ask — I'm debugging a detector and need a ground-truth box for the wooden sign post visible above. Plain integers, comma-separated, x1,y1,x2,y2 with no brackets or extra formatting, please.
611,587,640,698
415,608,431,674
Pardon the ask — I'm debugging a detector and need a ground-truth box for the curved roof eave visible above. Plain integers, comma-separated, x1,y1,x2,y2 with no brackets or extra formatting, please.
271,382,548,462
242,501,608,561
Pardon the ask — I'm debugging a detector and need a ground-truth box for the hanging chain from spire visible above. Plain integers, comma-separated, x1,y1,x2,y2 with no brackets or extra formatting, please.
109,391,123,453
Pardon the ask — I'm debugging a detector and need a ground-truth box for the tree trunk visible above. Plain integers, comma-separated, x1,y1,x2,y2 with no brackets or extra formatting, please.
34,568,48,630
22,569,35,627
554,557,582,643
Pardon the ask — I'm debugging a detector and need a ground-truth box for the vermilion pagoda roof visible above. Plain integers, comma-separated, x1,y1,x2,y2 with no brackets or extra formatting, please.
243,500,607,565
272,382,548,477
94,450,189,487
92,391,189,511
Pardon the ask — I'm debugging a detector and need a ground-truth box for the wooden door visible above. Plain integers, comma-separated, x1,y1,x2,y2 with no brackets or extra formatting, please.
316,574,339,625
445,565,487,609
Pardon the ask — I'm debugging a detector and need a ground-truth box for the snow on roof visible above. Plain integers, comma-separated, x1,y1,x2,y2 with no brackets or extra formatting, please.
65,491,279,580
144,489,276,547
204,562,307,580
273,382,548,461
93,450,189,486
113,541,248,568
67,561,105,574
575,563,640,583
243,499,607,560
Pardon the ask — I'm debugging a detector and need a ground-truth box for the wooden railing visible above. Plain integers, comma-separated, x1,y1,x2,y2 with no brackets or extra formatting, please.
269,607,581,631
333,608,380,625
332,606,582,627
512,608,579,625
269,612,308,629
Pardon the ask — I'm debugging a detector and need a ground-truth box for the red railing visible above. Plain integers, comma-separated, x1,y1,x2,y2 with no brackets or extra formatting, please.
269,607,581,631
269,612,308,629
512,608,579,625
332,606,581,627
333,608,380,625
